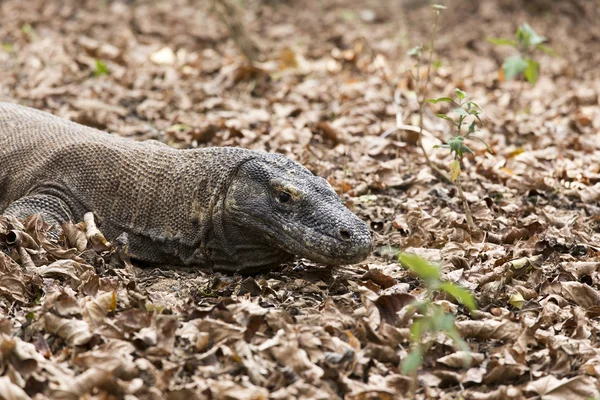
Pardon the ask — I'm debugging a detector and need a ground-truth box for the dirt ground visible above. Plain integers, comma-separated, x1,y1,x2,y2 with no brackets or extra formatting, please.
1,0,600,398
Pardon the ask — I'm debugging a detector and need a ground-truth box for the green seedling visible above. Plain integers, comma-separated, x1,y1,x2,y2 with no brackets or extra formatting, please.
398,253,476,375
94,60,110,77
488,23,556,86
428,89,492,230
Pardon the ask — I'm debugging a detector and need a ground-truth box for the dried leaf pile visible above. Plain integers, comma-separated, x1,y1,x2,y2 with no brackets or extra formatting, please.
1,0,600,398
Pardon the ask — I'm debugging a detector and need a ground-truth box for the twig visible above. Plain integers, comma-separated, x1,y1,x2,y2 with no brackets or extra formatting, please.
415,9,452,184
454,176,475,231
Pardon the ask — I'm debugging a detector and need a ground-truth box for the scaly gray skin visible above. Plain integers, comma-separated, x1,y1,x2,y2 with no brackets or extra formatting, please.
0,102,372,272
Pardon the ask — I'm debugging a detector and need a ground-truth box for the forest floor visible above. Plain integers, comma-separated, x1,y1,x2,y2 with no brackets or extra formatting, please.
1,0,600,399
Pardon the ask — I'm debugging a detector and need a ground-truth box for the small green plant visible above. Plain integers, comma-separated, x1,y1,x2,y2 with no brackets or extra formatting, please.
428,89,491,230
1,42,14,53
20,23,37,42
488,23,556,86
398,253,476,375
21,23,33,36
93,60,110,77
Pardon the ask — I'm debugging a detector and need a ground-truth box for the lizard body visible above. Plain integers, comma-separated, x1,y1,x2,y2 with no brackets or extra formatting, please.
0,102,371,272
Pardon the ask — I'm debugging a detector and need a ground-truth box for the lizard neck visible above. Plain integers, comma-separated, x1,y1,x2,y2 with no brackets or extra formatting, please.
206,188,293,273
207,238,294,274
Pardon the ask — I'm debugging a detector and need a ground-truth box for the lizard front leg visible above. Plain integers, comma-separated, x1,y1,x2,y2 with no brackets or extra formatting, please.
3,194,74,227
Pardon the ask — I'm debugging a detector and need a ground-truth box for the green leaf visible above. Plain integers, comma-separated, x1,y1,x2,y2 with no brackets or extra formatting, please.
410,318,427,342
446,136,474,158
461,143,474,156
94,59,110,77
509,291,525,309
430,306,455,332
467,106,481,116
435,113,454,122
410,300,428,315
426,97,454,104
398,253,441,282
455,88,467,101
487,38,518,47
433,144,450,149
407,45,422,56
524,59,540,85
502,55,528,80
467,100,483,112
1,42,13,53
439,282,477,311
536,44,557,56
449,160,461,182
338,9,356,21
520,23,546,46
21,23,33,35
401,346,424,374
468,121,476,134
454,107,468,117
448,136,464,153
470,136,494,154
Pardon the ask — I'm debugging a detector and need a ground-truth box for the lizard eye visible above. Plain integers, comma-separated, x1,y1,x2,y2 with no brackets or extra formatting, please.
277,191,292,204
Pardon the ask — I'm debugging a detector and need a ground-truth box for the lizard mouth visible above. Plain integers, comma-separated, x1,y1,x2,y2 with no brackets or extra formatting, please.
271,225,372,266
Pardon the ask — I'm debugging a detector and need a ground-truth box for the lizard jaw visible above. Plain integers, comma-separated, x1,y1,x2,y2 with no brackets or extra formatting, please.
275,224,372,266
255,207,371,266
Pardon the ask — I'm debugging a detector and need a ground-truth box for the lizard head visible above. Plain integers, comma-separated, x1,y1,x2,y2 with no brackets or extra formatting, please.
222,153,372,269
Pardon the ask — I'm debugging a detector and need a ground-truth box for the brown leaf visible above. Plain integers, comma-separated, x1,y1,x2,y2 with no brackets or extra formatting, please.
44,313,93,346
524,375,599,400
360,286,415,328
0,376,30,400
45,290,81,317
75,340,137,380
61,222,87,252
361,269,397,289
437,351,484,369
456,320,521,341
315,121,344,144
50,367,113,400
560,282,600,308
82,291,116,329
34,260,92,284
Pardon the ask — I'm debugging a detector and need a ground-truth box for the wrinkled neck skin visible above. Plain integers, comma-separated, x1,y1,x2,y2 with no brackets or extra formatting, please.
202,167,294,273
206,201,293,273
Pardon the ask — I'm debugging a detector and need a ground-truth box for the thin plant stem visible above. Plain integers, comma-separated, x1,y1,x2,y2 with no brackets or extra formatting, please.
416,10,451,183
514,78,524,112
408,368,417,399
455,175,475,231
418,11,440,132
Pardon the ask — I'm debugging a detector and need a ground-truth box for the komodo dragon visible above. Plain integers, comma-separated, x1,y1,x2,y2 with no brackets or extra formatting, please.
0,102,371,272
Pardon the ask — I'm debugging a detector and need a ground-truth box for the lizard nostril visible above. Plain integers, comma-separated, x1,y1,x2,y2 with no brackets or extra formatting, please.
339,229,351,241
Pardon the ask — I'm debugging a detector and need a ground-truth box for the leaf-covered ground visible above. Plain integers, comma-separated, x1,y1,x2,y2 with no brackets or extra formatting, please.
1,0,600,398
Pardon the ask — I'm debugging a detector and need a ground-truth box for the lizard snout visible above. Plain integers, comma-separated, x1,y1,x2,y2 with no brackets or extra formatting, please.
329,217,372,264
